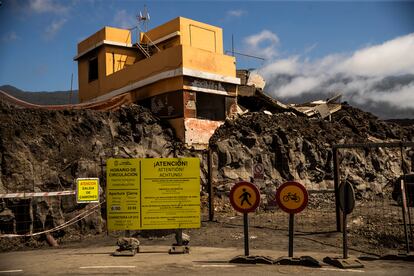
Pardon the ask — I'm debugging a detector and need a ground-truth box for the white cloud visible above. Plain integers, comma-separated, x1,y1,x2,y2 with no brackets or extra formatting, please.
244,30,279,60
259,33,414,109
113,10,136,29
260,56,300,76
367,83,414,109
335,33,414,76
2,31,20,42
44,18,67,39
227,9,246,18
29,0,68,14
277,76,325,98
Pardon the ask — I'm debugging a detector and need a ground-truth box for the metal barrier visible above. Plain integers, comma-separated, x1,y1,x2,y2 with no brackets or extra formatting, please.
0,192,103,238
333,143,414,255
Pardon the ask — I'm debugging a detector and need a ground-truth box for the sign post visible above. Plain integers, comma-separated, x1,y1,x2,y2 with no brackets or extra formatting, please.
275,181,308,258
229,181,260,256
324,181,363,269
338,180,355,259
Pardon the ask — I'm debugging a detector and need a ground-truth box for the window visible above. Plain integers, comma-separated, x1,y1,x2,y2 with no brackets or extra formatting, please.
88,57,98,82
196,92,225,121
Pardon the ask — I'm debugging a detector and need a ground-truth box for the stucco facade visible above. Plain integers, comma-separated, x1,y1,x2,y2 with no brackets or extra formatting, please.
74,17,240,149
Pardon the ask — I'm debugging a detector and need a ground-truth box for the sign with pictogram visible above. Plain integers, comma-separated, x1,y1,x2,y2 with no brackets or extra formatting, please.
253,163,265,180
276,181,308,214
229,181,260,213
76,178,100,203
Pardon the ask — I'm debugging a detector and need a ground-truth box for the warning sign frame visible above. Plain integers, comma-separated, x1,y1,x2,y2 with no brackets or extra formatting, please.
229,181,260,213
253,163,265,180
106,158,141,230
106,157,201,231
76,178,100,203
276,181,308,214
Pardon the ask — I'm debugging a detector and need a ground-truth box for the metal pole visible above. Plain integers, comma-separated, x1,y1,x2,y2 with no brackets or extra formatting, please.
343,211,348,258
208,149,214,221
288,213,294,258
333,148,342,232
231,34,234,57
342,182,349,259
176,229,183,246
69,73,73,104
243,213,249,256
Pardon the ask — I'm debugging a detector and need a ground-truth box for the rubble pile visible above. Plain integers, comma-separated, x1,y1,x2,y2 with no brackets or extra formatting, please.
0,100,197,244
0,97,413,246
210,104,414,201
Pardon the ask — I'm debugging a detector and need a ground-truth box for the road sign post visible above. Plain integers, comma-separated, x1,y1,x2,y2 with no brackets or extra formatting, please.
324,181,363,269
275,181,308,258
229,181,260,257
243,213,249,256
338,180,355,259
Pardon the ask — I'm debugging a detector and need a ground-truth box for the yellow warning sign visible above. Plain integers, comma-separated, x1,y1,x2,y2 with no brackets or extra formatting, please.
140,158,200,229
76,178,99,203
106,159,140,230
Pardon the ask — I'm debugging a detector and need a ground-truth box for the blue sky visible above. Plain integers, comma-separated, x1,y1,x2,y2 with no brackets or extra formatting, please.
0,0,413,93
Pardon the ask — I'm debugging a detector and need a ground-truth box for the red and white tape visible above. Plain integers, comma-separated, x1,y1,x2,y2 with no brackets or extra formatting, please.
0,190,75,199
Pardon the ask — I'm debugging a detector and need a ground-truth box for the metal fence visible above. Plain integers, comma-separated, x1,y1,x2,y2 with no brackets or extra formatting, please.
1,151,413,255
332,143,414,255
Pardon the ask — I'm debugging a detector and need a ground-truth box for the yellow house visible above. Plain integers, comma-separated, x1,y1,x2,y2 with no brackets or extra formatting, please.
74,17,240,149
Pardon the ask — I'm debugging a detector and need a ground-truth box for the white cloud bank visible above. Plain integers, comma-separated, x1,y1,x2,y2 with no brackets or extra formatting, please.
244,30,280,60
248,31,414,111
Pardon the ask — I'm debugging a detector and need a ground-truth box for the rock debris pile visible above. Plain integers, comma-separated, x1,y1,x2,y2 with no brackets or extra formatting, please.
0,98,413,247
210,104,414,203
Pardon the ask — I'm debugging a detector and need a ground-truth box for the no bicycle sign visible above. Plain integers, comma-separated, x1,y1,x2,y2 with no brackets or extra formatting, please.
276,181,308,214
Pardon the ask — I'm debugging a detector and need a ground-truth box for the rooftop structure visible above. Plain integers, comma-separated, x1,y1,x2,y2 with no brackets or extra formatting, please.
74,17,240,149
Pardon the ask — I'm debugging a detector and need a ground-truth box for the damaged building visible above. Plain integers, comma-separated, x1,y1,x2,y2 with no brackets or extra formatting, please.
74,17,240,149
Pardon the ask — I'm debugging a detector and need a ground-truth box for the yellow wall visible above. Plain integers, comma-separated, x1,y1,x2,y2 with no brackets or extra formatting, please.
142,17,181,44
178,17,223,54
78,27,131,54
182,45,236,77
103,46,183,95
104,27,131,44
104,46,141,76
78,18,236,103
142,17,223,54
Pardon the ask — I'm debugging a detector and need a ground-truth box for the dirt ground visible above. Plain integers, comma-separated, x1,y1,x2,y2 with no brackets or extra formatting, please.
1,199,414,275
1,225,414,275
3,205,410,256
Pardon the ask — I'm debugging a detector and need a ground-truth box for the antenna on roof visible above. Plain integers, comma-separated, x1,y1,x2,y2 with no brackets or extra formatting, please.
137,5,150,32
